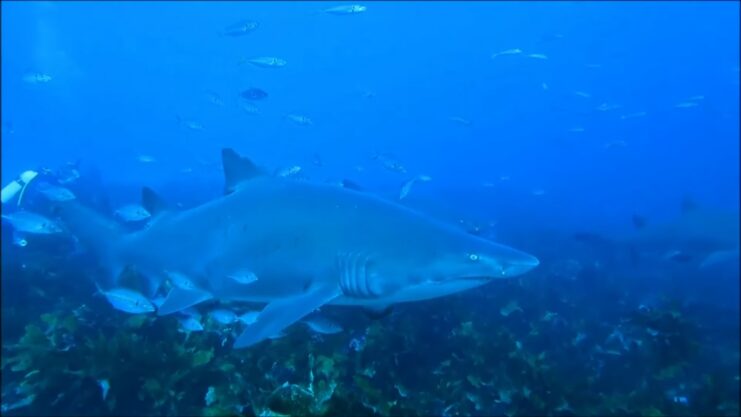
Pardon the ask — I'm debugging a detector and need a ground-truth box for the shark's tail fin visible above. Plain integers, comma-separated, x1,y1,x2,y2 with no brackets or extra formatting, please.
53,200,126,288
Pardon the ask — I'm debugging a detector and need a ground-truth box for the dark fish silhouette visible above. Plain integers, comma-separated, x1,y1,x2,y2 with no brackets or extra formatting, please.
240,88,268,101
222,20,259,37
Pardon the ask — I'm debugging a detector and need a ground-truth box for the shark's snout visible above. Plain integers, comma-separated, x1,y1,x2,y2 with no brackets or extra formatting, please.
472,244,540,279
500,252,540,276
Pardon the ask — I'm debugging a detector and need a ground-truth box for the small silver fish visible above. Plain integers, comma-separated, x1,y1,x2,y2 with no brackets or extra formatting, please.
222,20,259,37
324,4,367,15
176,115,204,131
209,309,239,325
184,121,204,130
247,57,287,68
238,311,260,325
114,204,151,222
137,155,157,163
491,48,522,59
205,91,225,106
500,300,523,317
205,386,216,407
98,379,110,401
37,183,76,202
531,188,546,196
22,73,52,84
286,114,313,125
227,270,258,285
604,140,628,149
399,175,432,200
527,53,548,60
1,211,63,234
620,111,647,120
277,166,302,178
448,116,472,126
241,103,260,115
372,152,407,174
302,316,343,334
54,162,81,185
165,271,198,290
1,393,36,412
596,102,622,112
178,316,204,333
675,101,699,108
98,286,155,314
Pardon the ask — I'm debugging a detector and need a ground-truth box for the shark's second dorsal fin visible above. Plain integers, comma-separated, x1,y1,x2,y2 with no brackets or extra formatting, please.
142,187,169,216
222,148,263,195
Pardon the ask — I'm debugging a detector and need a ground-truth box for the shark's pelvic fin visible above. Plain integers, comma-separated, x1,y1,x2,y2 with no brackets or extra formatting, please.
222,148,264,195
157,286,213,316
233,283,342,349
141,187,169,216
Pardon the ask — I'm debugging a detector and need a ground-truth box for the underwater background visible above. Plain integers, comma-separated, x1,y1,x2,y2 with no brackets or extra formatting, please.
1,1,739,416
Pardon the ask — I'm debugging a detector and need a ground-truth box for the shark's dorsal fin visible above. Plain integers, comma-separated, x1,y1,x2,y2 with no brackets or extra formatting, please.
222,148,263,194
142,187,169,216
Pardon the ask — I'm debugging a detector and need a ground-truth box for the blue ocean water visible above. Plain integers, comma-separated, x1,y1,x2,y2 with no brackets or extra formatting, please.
1,2,739,416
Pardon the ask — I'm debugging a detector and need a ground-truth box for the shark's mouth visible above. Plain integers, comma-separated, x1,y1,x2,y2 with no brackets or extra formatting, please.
421,276,489,286
446,276,491,283
460,276,492,282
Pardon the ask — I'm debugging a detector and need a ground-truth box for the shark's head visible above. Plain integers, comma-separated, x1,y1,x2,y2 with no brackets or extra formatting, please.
419,234,540,284
359,225,540,304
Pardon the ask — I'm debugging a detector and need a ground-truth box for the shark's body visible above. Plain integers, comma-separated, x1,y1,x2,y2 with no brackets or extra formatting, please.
57,149,540,348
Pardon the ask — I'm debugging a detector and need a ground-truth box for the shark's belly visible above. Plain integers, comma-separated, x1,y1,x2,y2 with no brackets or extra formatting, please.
330,279,489,306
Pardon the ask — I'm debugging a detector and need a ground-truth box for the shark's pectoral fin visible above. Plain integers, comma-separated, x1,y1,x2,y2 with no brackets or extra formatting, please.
699,249,740,269
233,283,342,349
157,287,213,316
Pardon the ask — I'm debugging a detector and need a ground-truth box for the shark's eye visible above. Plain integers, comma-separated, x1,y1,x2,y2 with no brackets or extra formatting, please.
468,253,479,262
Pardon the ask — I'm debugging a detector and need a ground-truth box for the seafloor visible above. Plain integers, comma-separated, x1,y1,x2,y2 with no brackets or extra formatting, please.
1,243,739,416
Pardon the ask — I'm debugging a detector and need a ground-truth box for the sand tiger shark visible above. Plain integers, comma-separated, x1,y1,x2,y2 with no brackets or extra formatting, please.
56,149,540,348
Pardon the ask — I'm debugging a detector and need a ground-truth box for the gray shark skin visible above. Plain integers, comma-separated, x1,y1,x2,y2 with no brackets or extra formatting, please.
56,149,540,348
